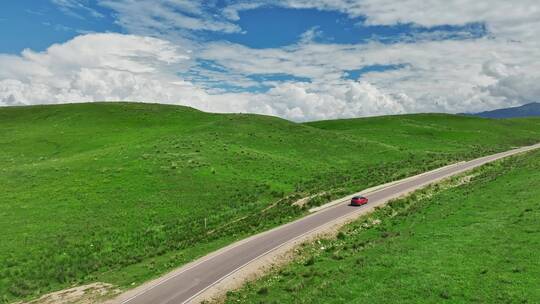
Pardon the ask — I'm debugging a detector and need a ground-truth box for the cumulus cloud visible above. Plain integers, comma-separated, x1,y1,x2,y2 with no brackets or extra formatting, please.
482,60,540,105
198,34,540,114
2,32,539,120
1,33,416,121
242,80,413,121
486,74,540,105
0,33,196,106
5,1,540,120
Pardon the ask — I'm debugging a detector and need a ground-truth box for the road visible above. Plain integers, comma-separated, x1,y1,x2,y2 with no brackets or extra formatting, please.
114,143,540,304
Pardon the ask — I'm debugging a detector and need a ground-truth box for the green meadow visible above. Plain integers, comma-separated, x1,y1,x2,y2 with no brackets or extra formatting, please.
225,150,540,303
1,102,540,301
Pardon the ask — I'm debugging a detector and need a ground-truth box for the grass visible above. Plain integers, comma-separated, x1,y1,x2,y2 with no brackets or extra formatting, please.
224,150,540,303
1,102,540,302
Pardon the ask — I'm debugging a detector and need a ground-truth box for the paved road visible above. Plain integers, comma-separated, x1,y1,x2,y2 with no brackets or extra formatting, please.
116,143,540,304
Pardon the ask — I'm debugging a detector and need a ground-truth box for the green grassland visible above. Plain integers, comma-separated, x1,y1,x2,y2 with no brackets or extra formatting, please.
224,150,540,304
1,102,540,302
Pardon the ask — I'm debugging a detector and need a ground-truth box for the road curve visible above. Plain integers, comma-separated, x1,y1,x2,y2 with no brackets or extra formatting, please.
114,143,540,304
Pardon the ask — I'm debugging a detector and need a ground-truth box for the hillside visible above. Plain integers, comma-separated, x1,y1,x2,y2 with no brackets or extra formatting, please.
465,102,540,118
225,149,540,303
1,102,540,301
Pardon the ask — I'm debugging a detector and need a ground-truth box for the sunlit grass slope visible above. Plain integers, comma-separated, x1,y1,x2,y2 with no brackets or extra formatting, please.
225,150,540,303
1,102,539,301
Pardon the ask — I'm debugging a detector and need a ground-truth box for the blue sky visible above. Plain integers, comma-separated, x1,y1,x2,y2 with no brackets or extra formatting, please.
0,1,538,121
1,1,486,53
0,1,118,54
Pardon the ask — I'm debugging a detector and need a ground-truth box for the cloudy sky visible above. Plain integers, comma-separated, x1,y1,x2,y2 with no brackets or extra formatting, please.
1,1,539,121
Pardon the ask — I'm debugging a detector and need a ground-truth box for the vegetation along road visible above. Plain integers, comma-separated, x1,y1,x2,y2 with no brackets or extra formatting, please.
113,143,540,304
225,148,540,304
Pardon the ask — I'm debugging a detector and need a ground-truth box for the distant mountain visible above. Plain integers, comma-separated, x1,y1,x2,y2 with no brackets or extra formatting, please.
467,102,540,118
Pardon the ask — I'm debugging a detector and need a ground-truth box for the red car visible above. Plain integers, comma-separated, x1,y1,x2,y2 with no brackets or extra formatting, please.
350,196,368,206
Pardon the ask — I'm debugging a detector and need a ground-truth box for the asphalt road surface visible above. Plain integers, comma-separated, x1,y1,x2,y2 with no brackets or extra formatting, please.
116,143,540,304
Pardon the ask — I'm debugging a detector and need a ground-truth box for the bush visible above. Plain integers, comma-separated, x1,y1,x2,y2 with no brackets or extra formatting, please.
304,257,315,266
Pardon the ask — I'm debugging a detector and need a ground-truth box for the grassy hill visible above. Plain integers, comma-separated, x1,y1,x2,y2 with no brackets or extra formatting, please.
1,102,540,301
225,149,540,303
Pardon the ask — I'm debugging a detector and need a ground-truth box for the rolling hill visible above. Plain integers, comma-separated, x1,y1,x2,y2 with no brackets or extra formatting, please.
1,102,540,302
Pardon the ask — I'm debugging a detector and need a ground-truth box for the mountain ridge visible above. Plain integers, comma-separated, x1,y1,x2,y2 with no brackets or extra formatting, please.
465,102,540,118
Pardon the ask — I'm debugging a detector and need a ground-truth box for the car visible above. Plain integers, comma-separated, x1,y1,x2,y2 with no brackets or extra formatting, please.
350,195,368,206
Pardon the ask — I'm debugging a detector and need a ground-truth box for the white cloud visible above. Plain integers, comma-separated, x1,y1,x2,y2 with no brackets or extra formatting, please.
52,0,104,19
253,80,413,120
482,59,540,105
4,1,540,120
196,21,540,114
98,0,241,37
353,0,540,40
0,33,422,121
3,31,539,120
223,2,267,21
486,74,540,105
91,1,540,115
224,1,540,39
0,33,196,106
